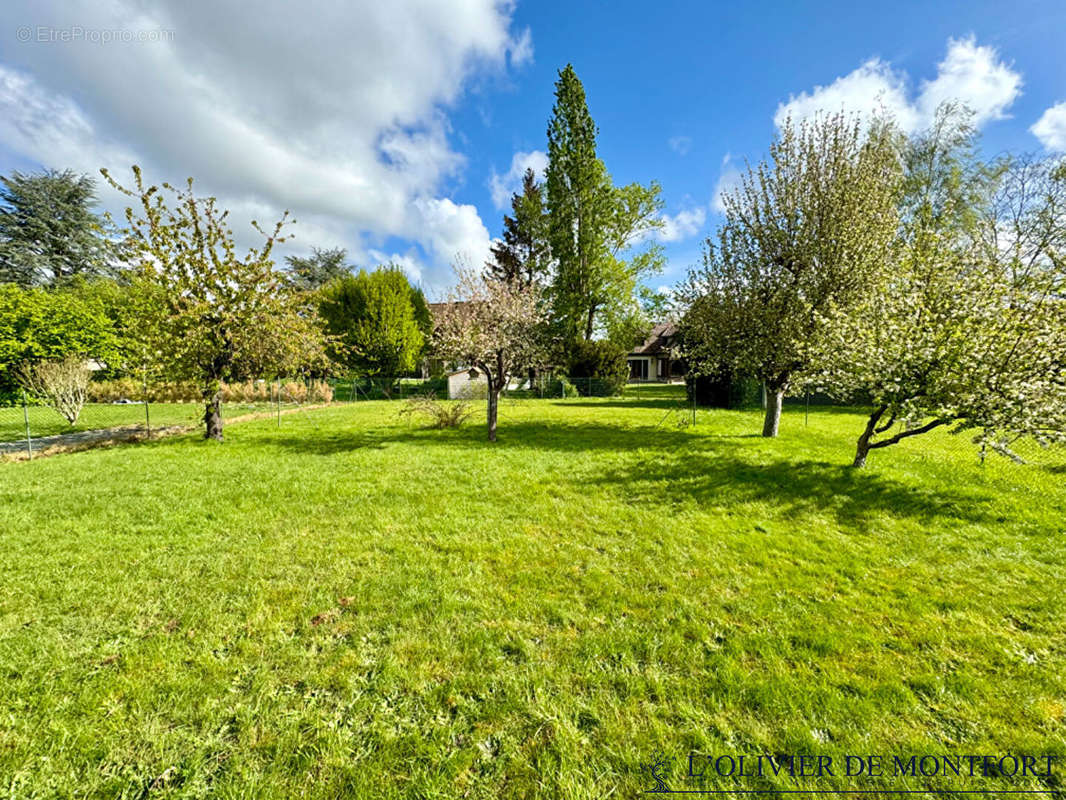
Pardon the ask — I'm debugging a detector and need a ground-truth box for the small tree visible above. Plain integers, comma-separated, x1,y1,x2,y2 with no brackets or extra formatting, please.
318,266,425,391
102,167,327,441
18,356,91,425
678,113,901,437
432,265,547,441
566,338,628,396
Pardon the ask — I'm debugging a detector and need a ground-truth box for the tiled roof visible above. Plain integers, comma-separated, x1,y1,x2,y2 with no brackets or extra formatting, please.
629,322,677,356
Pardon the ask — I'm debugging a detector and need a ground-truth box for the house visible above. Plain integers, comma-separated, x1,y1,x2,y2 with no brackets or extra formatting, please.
627,322,684,382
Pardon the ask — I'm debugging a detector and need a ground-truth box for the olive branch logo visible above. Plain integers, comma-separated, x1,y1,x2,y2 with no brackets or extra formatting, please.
644,750,674,793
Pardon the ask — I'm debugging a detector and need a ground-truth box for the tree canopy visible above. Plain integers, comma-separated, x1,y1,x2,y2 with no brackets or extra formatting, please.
0,283,117,400
318,266,427,388
486,168,550,290
813,111,1066,466
545,64,664,344
678,112,902,437
284,246,352,291
102,166,327,441
0,169,114,287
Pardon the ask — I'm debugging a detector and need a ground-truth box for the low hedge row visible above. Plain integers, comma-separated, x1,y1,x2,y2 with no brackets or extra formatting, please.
87,379,334,404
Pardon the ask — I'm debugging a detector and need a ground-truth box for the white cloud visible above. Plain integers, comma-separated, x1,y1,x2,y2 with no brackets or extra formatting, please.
774,58,918,132
775,36,1021,134
658,206,705,242
711,153,742,214
0,0,531,289
412,196,492,268
1031,101,1066,152
916,36,1021,126
487,149,548,210
508,27,534,67
367,249,425,286
668,135,692,156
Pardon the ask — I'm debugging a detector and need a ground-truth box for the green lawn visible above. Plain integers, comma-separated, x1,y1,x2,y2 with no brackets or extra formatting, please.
1,386,1064,798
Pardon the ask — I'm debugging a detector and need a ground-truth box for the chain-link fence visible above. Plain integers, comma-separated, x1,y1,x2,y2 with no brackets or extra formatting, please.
4,372,1061,472
0,378,334,459
0,373,636,458
327,374,628,401
688,380,1066,470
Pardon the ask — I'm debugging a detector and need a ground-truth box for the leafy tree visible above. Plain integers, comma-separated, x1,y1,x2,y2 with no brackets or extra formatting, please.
815,122,1066,467
284,246,351,291
545,64,664,343
432,263,547,441
409,284,433,356
486,168,550,289
637,285,673,322
566,338,628,396
102,166,328,441
677,113,901,437
0,283,117,400
0,169,113,286
318,266,425,389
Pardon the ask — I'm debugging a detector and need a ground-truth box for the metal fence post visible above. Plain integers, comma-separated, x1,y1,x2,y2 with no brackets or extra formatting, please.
21,389,32,459
143,375,151,438
276,379,281,427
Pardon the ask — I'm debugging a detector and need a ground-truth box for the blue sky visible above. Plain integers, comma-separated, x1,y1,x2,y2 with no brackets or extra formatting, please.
1,1,1064,294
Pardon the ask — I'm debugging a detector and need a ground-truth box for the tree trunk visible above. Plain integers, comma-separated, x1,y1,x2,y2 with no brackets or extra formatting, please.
584,305,595,341
204,386,223,441
852,406,887,468
486,383,499,442
761,385,785,438
852,439,870,468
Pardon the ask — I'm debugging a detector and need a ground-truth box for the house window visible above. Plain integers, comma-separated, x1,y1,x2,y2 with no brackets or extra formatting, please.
628,358,648,380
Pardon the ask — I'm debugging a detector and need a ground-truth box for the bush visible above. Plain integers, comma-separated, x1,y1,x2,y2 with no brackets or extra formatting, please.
686,371,762,409
535,376,578,398
85,378,334,404
566,339,628,396
399,392,473,428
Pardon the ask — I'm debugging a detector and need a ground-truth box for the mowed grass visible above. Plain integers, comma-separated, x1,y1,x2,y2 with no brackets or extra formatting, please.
1,385,1064,798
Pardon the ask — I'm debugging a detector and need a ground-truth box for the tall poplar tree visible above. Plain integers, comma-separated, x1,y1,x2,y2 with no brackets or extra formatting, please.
545,64,663,343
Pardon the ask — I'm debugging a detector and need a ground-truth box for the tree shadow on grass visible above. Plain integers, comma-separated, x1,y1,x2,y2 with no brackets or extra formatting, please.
584,450,996,528
267,419,998,527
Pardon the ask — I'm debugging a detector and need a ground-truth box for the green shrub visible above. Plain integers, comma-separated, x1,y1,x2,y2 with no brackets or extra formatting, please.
399,393,473,428
0,283,118,401
565,339,628,396
536,376,578,398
